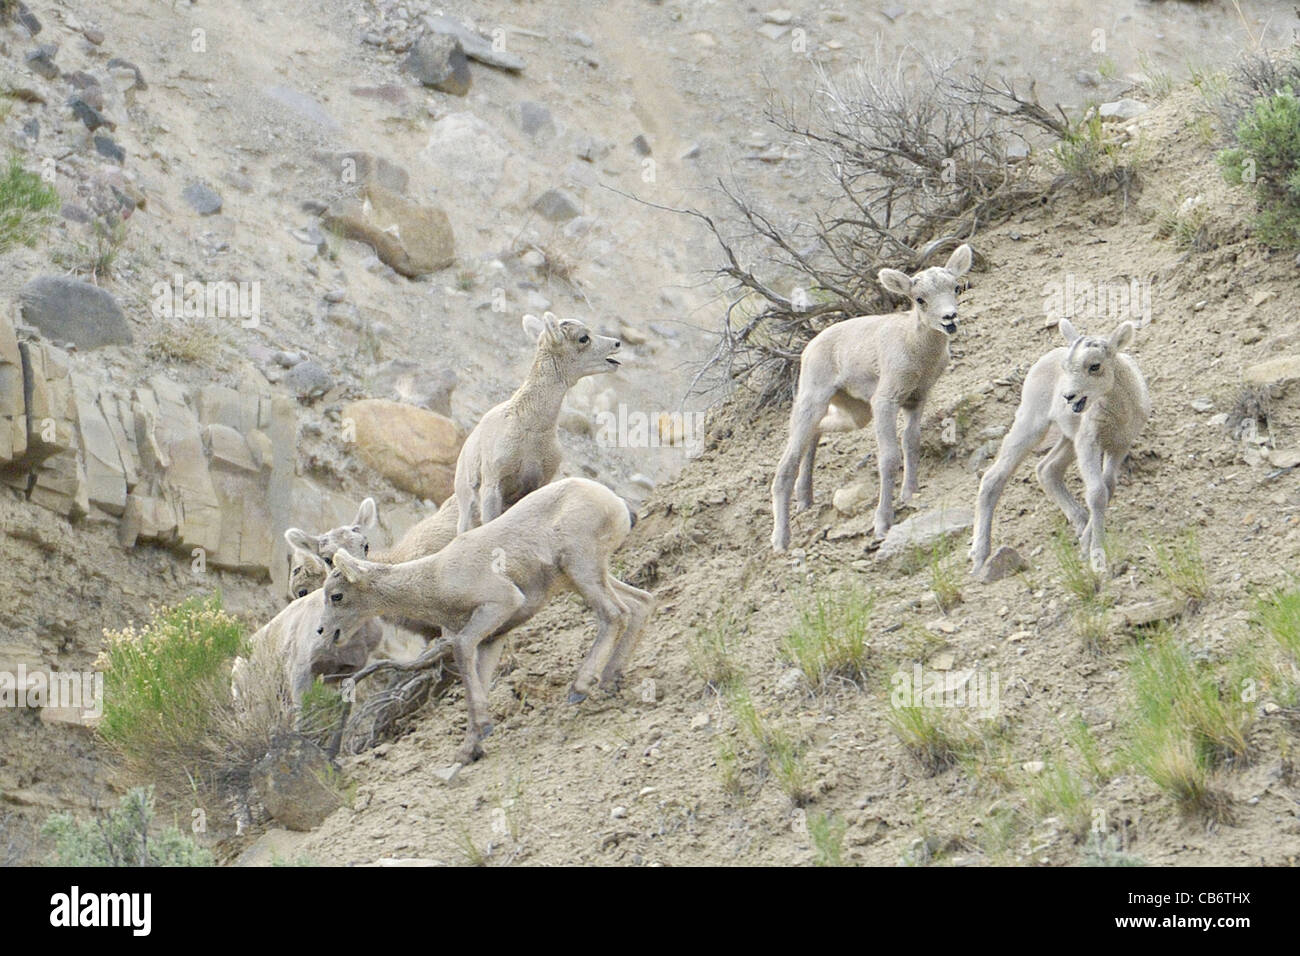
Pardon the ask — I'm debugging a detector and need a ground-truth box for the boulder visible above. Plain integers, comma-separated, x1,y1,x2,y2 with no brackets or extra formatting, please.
71,372,128,516
1244,355,1300,389
323,185,455,277
344,398,464,503
531,188,581,222
875,507,974,562
19,276,133,348
251,734,343,832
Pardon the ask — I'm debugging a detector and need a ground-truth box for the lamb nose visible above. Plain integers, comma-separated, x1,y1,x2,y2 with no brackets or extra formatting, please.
316,626,324,635
943,311,957,320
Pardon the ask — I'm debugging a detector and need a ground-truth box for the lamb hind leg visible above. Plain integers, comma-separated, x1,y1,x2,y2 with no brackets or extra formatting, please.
598,578,656,693
772,385,835,551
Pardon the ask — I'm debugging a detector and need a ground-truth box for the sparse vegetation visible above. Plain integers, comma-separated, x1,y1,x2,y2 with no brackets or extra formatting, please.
1053,110,1143,199
42,787,213,867
686,610,743,692
887,704,977,775
781,586,873,690
1025,760,1092,841
1219,83,1300,247
96,596,247,786
808,811,846,866
723,681,813,805
1083,831,1147,867
1150,529,1211,604
52,215,128,281
1124,629,1251,819
0,153,59,253
147,317,223,365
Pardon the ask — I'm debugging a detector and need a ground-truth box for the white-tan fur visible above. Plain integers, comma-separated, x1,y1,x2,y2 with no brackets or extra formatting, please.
454,312,622,534
970,318,1150,576
771,244,974,550
318,477,654,765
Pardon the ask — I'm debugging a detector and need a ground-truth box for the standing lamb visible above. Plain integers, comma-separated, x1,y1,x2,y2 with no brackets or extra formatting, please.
969,318,1150,576
771,244,973,551
454,311,622,533
317,477,654,765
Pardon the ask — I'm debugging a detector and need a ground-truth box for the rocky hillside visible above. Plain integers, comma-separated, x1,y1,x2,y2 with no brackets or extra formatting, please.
1,0,1297,865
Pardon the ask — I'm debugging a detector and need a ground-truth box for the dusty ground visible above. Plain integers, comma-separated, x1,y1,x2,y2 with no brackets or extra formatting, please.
3,0,1298,866
260,87,1300,867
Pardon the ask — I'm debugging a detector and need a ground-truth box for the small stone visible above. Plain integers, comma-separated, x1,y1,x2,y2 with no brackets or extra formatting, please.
1098,99,1149,122
882,4,906,20
92,134,125,164
1075,70,1100,88
762,9,794,25
69,95,114,132
1022,761,1046,775
775,668,804,696
532,188,581,222
516,100,555,138
24,44,59,80
610,806,628,820
976,545,1028,583
1252,289,1278,308
284,361,334,401
757,22,790,40
690,712,711,730
631,134,652,156
1190,397,1214,413
432,763,461,784
403,34,472,96
182,182,223,216
82,27,105,45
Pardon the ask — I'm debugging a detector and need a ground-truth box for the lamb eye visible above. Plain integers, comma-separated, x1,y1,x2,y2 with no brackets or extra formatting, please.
578,334,590,344
330,592,342,603
297,589,308,598
363,543,369,554
916,297,926,307
1089,363,1101,373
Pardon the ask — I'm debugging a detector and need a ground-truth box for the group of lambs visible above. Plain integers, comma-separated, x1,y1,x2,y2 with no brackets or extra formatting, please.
233,311,655,766
770,243,1151,577
235,242,1151,770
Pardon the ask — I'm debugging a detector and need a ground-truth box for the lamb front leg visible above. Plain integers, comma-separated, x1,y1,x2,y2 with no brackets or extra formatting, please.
898,404,923,507
1077,443,1110,574
871,398,901,538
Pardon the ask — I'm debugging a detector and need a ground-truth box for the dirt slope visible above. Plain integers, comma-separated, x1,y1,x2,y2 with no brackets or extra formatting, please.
273,88,1300,867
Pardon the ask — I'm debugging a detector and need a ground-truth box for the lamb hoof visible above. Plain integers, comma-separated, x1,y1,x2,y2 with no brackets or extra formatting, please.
455,743,484,764
567,689,588,704
771,529,789,552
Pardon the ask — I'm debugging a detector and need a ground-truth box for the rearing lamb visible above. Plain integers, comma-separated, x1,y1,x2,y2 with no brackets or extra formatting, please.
317,477,655,765
454,311,622,533
771,244,973,551
969,318,1150,576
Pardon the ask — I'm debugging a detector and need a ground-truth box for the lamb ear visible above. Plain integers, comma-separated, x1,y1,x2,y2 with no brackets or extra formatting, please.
284,528,319,555
299,550,328,575
878,268,912,298
944,243,973,278
1059,318,1080,345
1109,320,1135,352
522,313,545,340
331,548,369,585
353,497,378,531
541,311,562,341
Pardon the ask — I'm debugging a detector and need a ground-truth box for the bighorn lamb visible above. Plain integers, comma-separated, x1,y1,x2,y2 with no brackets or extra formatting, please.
771,244,973,551
285,498,377,599
970,318,1150,576
454,311,622,533
318,477,654,764
233,548,383,707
